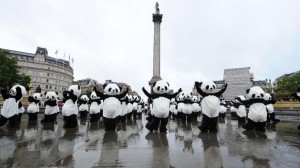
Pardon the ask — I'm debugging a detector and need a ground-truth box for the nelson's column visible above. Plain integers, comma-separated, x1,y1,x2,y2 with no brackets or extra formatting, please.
149,2,163,90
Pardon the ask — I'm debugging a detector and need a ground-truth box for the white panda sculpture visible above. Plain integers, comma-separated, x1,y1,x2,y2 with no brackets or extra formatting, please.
231,95,247,123
41,91,60,123
142,80,182,132
265,93,280,123
137,98,144,118
218,98,227,122
195,81,227,132
176,92,185,120
94,83,128,131
182,92,193,122
0,85,25,127
169,98,178,119
126,95,134,118
237,86,271,132
12,85,27,122
119,95,128,122
89,91,102,122
78,95,89,119
62,85,81,128
27,93,42,121
191,96,201,120
132,95,141,118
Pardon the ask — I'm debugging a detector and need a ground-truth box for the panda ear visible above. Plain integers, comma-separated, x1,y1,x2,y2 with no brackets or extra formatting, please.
103,84,107,89
190,92,193,95
44,92,47,96
153,82,157,87
40,93,42,97
246,89,250,94
93,87,98,91
55,92,58,96
167,82,170,86
118,85,122,91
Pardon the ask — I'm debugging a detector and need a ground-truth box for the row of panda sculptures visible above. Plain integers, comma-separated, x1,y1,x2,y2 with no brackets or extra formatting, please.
0,79,297,132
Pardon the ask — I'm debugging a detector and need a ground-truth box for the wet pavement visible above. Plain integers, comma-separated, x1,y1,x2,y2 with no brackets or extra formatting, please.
0,113,299,168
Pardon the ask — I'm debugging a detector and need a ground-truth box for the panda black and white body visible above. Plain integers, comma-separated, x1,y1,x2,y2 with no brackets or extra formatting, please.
218,98,227,122
41,91,60,123
169,98,178,119
182,92,193,122
237,86,271,132
176,92,185,120
0,85,24,127
231,95,247,122
27,93,42,120
78,95,89,119
132,95,141,118
62,85,81,128
119,96,128,122
195,81,227,132
142,80,182,132
126,95,134,118
94,83,128,131
264,93,280,123
191,96,201,121
89,91,102,122
13,85,27,122
137,98,144,118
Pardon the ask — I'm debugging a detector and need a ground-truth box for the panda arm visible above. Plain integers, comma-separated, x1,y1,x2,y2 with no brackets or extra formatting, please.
270,97,277,104
1,89,9,100
236,97,251,106
214,83,228,97
194,82,208,97
117,88,129,99
142,87,153,99
169,88,183,99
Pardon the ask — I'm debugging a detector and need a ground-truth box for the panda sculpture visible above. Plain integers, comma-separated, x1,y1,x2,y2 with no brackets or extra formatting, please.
27,93,42,121
191,96,201,121
182,92,194,122
169,98,178,119
41,91,60,123
237,86,271,132
89,91,102,122
132,95,141,119
142,80,182,132
176,92,185,120
62,85,81,128
0,85,24,127
119,95,128,122
94,83,128,131
264,93,280,123
195,81,227,132
126,95,134,118
218,98,227,122
231,95,247,123
14,85,27,122
78,95,89,119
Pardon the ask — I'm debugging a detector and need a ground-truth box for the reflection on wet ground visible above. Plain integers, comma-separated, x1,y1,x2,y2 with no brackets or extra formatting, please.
0,113,299,168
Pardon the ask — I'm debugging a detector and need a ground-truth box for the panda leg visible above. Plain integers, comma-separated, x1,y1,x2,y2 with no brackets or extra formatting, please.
120,115,126,123
198,114,209,132
28,113,38,121
160,117,168,132
103,117,116,131
41,114,49,123
17,113,22,122
90,114,95,122
181,113,186,122
209,117,219,132
0,115,8,126
270,113,280,122
242,118,255,131
187,113,193,122
146,114,153,122
255,121,266,132
8,115,19,127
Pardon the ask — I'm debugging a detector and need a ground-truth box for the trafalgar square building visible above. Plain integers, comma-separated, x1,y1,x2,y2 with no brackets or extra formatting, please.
2,47,73,97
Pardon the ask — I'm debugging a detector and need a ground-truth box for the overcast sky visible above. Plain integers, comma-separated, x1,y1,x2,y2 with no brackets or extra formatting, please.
1,0,300,97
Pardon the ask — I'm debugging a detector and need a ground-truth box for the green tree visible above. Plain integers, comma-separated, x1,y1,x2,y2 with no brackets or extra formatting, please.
274,74,300,94
0,49,31,90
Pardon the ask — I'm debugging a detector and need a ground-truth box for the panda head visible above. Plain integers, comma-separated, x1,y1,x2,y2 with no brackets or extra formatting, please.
32,93,42,101
10,84,27,97
235,95,246,103
45,91,59,101
80,95,89,101
68,85,81,97
264,93,272,101
103,83,121,96
170,98,176,103
201,81,217,94
176,92,185,101
191,96,199,103
246,86,265,99
183,92,193,100
127,95,133,101
90,91,100,100
153,80,170,94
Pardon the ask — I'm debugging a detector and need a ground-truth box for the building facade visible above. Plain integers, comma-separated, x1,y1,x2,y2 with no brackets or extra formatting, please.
3,47,73,97
223,67,253,101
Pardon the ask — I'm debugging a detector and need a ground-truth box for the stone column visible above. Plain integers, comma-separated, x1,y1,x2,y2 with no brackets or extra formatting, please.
149,3,163,90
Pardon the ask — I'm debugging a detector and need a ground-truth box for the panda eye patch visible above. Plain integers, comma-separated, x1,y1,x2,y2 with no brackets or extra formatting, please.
252,94,255,98
116,89,118,93
213,85,216,89
165,86,167,90
260,94,264,97
108,88,112,92
52,96,54,99
206,85,209,90
157,86,160,91
47,96,49,99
